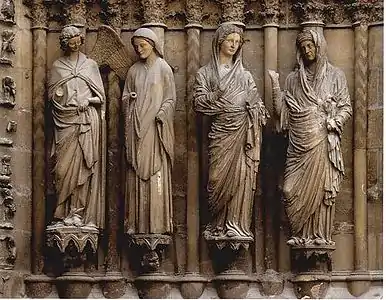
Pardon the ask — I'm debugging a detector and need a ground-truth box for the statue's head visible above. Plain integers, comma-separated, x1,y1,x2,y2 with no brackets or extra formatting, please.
296,29,317,65
59,25,84,52
215,23,244,58
131,27,163,59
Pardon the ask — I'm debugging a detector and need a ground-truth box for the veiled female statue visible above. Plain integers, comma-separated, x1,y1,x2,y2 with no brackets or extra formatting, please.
123,28,176,235
268,29,352,246
48,25,106,228
194,23,268,240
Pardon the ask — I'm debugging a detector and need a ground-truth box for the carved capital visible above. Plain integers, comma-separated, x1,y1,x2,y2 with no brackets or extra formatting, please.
260,0,282,25
100,0,123,29
221,0,245,24
345,0,383,24
186,0,202,24
292,0,329,24
30,2,47,28
56,0,87,26
141,0,165,24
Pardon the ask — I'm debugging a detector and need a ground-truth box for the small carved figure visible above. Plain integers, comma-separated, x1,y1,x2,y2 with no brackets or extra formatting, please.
6,121,16,132
123,28,175,236
0,0,14,23
194,23,268,240
48,25,106,228
0,155,10,177
2,76,15,107
268,29,352,247
0,30,14,65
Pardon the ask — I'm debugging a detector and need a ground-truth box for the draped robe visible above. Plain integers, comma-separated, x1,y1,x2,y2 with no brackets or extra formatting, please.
123,57,175,234
48,52,105,228
194,42,267,239
276,33,352,244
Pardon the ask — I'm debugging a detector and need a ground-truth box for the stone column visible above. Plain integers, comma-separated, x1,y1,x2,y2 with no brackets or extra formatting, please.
259,1,283,295
100,2,125,298
141,0,167,51
24,1,53,298
180,0,207,298
347,2,371,296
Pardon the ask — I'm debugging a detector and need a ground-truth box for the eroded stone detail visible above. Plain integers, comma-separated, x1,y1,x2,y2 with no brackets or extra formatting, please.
5,121,16,133
260,0,282,24
0,30,15,66
0,76,15,108
0,236,16,269
129,234,171,273
0,0,15,25
141,0,165,23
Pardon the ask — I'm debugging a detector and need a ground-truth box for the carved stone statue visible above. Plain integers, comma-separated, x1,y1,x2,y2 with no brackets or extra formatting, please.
48,25,106,229
268,29,352,247
123,27,175,236
194,23,268,243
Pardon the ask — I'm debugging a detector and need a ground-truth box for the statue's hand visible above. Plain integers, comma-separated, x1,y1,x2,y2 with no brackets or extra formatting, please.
326,118,338,132
155,111,165,124
268,69,280,83
78,98,89,112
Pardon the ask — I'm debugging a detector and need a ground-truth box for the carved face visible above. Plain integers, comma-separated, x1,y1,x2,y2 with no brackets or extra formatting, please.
220,33,241,58
67,36,82,53
133,37,154,60
299,40,316,63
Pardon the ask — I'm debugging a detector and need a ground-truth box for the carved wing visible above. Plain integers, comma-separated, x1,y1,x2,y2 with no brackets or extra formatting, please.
89,25,133,80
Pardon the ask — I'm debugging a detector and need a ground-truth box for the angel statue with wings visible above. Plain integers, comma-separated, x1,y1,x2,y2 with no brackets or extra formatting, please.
91,26,176,239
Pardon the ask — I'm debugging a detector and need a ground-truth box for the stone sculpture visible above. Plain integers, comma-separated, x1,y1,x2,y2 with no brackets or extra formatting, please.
122,27,176,271
0,30,14,65
0,0,14,24
194,23,268,245
48,25,106,229
268,29,352,247
45,25,106,297
0,76,16,107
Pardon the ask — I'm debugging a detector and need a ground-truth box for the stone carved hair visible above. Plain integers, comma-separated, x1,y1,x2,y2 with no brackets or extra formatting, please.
59,25,85,51
216,22,244,49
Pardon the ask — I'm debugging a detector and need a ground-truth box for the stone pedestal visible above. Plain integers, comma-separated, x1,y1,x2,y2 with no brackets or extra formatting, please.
46,225,99,298
205,236,253,299
128,234,172,298
290,245,335,299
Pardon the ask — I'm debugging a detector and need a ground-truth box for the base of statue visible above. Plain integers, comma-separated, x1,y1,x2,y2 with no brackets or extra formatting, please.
204,234,253,299
55,272,95,298
213,270,252,299
128,233,172,274
134,273,173,299
290,244,335,299
46,224,100,298
24,274,53,298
